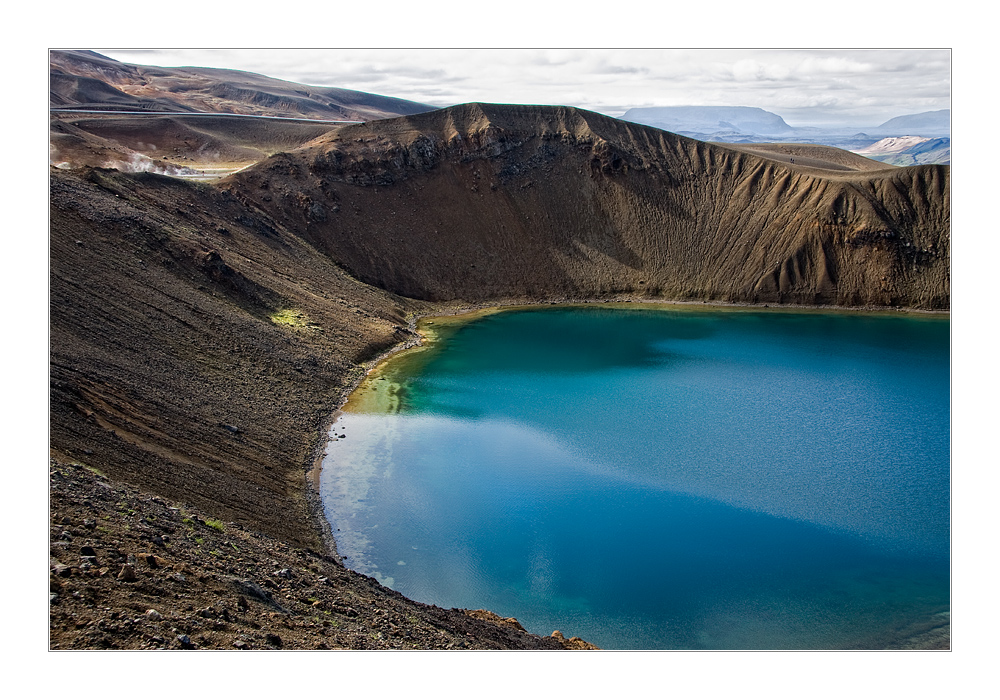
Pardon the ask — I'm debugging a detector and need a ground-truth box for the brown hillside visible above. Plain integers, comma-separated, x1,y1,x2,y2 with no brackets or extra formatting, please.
50,167,429,549
50,50,438,178
50,50,435,122
50,113,339,174
725,142,894,173
225,103,949,309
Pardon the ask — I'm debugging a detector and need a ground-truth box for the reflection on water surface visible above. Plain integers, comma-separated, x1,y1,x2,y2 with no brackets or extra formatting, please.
322,306,950,649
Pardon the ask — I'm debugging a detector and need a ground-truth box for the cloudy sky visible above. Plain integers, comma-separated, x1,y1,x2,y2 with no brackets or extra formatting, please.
93,48,950,129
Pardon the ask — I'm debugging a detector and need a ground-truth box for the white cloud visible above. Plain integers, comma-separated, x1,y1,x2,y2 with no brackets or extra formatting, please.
91,48,950,127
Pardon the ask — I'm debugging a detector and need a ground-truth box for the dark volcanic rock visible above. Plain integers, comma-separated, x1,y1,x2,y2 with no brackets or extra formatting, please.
48,461,584,650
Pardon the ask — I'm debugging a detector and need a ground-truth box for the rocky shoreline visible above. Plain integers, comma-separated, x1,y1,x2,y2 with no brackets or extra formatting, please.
49,460,596,650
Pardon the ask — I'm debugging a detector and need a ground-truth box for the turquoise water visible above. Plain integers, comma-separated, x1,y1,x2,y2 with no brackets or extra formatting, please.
320,306,950,649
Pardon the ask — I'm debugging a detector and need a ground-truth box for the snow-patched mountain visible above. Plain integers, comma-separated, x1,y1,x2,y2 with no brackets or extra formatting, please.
852,136,951,166
855,136,934,155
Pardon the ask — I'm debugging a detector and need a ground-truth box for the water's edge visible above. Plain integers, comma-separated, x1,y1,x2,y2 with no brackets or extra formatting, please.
305,297,949,635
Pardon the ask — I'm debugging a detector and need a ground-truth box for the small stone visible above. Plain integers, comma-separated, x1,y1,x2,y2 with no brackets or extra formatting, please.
233,639,249,649
118,564,137,581
146,609,163,621
80,546,97,557
176,634,194,649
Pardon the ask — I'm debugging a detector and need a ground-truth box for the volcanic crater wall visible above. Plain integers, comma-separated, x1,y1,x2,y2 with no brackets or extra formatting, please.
50,103,950,554
225,103,950,309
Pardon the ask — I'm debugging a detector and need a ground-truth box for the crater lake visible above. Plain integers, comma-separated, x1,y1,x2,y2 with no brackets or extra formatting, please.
320,305,950,649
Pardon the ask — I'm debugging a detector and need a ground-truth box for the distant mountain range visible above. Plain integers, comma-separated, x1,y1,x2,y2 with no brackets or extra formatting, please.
619,106,796,137
876,110,950,134
619,106,951,164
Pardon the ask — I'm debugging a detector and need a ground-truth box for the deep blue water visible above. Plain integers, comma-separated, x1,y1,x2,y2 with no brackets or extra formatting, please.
320,306,950,649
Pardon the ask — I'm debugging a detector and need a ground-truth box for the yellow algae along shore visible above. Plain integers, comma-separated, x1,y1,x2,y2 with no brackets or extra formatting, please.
341,300,948,416
341,306,513,415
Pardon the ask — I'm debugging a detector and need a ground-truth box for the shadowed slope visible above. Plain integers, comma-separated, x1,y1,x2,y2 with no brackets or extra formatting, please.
224,103,949,309
50,167,429,548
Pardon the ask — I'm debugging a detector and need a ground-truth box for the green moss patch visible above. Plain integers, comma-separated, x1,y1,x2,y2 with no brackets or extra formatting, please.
269,308,321,331
204,518,226,532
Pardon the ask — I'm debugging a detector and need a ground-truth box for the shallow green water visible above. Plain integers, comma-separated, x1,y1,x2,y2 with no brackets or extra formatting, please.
321,306,950,649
